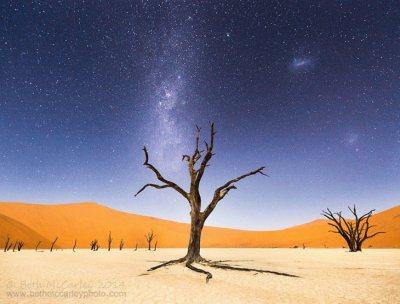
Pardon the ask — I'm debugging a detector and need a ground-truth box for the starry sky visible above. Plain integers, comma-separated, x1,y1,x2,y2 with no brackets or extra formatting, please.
1,1,399,230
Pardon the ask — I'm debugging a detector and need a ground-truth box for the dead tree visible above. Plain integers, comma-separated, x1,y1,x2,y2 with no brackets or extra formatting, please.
322,205,385,252
154,241,158,251
119,239,124,251
90,239,99,251
6,242,13,251
35,241,41,251
144,231,155,251
108,231,112,251
12,241,17,252
50,237,58,252
73,239,77,252
134,243,138,251
4,236,10,252
135,123,298,282
17,241,24,251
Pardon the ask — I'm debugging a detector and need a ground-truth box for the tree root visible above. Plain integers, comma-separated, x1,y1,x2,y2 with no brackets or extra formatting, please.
147,257,187,271
201,261,300,278
147,256,300,282
186,263,213,283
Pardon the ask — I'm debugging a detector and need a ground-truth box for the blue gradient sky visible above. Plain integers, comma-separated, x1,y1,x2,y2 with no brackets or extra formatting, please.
0,1,399,230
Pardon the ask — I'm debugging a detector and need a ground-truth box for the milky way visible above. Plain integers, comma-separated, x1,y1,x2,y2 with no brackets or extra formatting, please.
0,1,399,229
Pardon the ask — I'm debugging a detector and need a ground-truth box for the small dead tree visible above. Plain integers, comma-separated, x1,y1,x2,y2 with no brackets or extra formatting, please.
134,243,138,251
154,241,158,251
17,241,24,251
73,239,77,252
144,231,155,251
4,236,10,252
35,241,41,251
50,237,58,252
119,239,124,251
6,242,13,251
322,205,385,252
90,240,99,251
108,231,112,251
12,242,17,252
135,123,298,282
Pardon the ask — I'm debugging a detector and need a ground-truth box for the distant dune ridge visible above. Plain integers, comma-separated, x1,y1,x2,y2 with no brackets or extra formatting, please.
0,213,55,249
0,202,398,249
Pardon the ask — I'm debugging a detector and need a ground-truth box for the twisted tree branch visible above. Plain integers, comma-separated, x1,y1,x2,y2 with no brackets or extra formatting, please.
135,146,188,200
135,183,170,197
195,122,216,186
202,166,267,220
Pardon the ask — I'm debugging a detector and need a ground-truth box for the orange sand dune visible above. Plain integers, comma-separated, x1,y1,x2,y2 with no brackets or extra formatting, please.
0,213,55,250
0,202,190,249
0,202,398,249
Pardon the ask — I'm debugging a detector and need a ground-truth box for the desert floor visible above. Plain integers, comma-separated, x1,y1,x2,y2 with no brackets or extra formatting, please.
1,248,399,303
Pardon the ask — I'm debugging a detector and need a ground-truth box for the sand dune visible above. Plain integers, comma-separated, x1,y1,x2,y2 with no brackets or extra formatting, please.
0,202,398,249
0,213,55,250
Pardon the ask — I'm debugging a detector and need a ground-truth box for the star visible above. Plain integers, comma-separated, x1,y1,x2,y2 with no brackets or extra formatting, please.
345,133,359,146
0,0,398,231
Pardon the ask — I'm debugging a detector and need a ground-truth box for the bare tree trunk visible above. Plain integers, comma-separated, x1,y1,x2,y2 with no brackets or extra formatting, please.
108,231,112,251
346,239,356,252
90,239,99,251
4,236,10,252
50,237,58,252
6,243,13,251
35,241,41,251
186,213,204,263
73,239,77,252
17,241,24,251
145,231,155,251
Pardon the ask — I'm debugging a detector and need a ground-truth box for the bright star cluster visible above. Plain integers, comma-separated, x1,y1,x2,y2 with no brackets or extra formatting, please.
290,57,314,72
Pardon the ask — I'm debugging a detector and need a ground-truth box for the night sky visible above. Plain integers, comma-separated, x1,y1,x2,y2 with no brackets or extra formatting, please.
1,1,399,230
